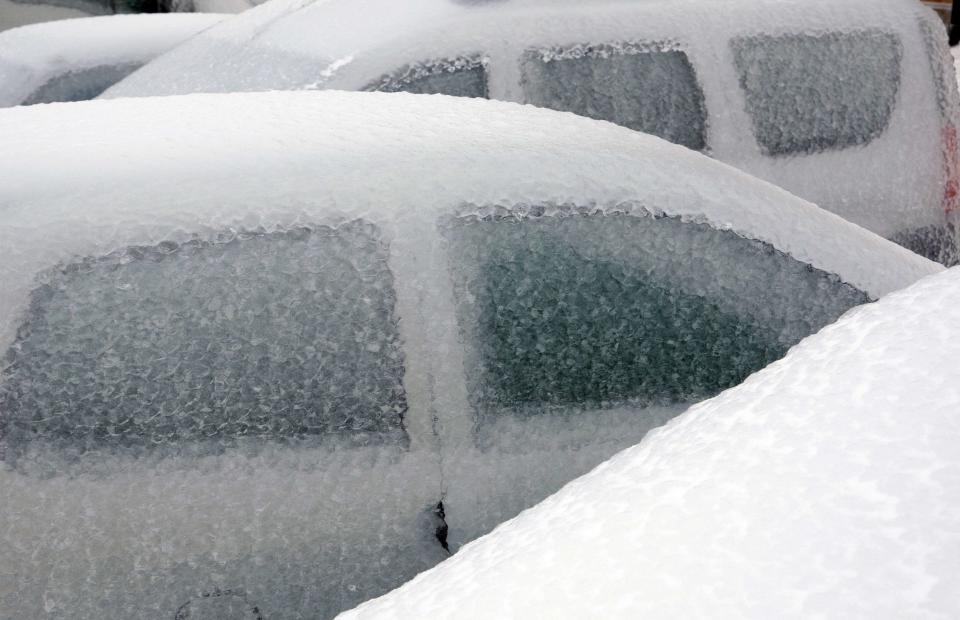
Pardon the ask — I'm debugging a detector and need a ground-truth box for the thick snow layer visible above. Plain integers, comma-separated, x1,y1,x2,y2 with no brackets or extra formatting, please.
340,265,960,620
0,13,226,106
0,91,942,618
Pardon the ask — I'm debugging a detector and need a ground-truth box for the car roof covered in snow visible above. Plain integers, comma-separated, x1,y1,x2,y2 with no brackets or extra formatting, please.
0,89,941,357
338,263,960,620
102,0,926,99
0,13,227,106
0,90,938,315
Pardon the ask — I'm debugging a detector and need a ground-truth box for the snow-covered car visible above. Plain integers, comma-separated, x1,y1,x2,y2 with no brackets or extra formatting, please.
0,0,95,33
340,264,960,620
0,13,226,106
0,91,941,619
101,0,960,264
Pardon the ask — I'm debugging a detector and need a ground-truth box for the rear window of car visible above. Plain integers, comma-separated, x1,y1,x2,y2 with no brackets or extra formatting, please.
23,63,142,106
442,208,869,428
367,56,488,98
520,43,707,150
731,30,902,156
0,221,408,457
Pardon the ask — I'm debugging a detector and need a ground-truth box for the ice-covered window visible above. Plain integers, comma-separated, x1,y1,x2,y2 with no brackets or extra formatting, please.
731,30,902,156
520,43,707,150
443,208,869,427
367,57,488,98
0,222,408,456
22,63,143,105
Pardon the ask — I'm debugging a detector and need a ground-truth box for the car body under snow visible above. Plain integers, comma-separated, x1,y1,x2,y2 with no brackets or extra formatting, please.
0,13,226,107
103,0,960,264
339,264,960,620
0,91,942,619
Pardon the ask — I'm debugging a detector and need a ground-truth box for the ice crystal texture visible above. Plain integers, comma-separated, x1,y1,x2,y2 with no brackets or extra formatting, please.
367,57,487,98
0,91,942,620
1,223,407,459
731,30,901,156
521,43,707,150
98,0,960,263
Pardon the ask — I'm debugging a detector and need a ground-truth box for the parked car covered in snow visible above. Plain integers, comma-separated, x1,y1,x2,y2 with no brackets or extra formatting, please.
0,91,941,619
101,0,960,264
0,13,226,107
340,264,960,620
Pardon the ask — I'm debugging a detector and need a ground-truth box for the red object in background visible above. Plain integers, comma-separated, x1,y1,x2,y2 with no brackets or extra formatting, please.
944,123,959,214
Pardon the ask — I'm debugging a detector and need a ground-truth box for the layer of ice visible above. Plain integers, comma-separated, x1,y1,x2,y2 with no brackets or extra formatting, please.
100,0,960,260
0,13,226,106
341,265,960,620
0,91,943,619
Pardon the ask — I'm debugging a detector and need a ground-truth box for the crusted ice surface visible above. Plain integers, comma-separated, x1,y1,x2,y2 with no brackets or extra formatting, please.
365,56,489,98
340,266,960,620
1,223,407,459
0,13,226,106
444,212,866,415
731,29,902,156
0,91,937,304
521,42,707,151
98,0,960,256
0,91,943,619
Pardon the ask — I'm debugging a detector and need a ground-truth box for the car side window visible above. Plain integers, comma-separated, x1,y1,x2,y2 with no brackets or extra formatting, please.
731,30,902,156
0,221,408,457
22,63,143,105
520,43,708,150
366,57,488,98
442,209,869,428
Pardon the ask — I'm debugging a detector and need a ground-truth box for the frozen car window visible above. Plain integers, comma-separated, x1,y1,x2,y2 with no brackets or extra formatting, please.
520,43,707,150
444,210,869,426
731,30,902,156
367,57,488,98
0,222,407,456
22,63,143,105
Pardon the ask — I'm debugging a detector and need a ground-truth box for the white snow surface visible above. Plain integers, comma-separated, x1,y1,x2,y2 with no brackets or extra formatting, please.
0,91,938,313
0,13,226,106
340,265,960,620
